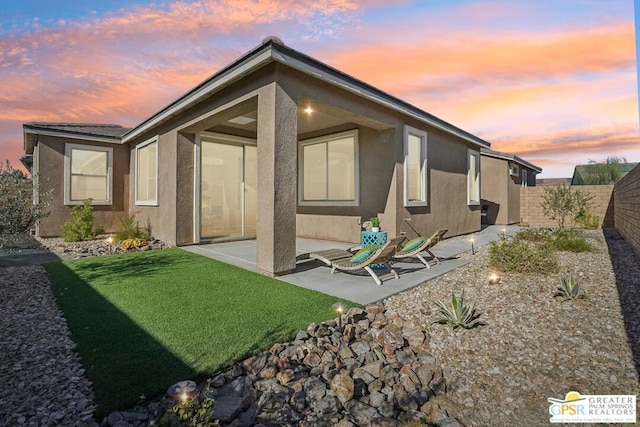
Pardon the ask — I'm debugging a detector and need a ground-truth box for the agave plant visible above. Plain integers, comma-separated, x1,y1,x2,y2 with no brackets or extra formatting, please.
554,274,585,301
432,292,483,329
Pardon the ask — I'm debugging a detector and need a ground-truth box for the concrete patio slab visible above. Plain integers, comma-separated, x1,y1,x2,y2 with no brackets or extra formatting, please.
182,225,520,305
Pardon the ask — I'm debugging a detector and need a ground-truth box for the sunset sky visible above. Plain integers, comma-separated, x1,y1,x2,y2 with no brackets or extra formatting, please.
1,0,638,178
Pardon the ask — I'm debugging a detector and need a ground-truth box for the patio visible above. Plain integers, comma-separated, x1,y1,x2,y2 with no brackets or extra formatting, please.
183,225,520,305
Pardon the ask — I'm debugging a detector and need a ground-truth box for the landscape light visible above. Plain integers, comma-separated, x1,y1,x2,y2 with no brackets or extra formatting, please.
332,302,347,328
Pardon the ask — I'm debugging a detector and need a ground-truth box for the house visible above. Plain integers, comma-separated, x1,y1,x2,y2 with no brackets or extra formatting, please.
536,177,572,186
480,148,541,225
571,162,639,185
23,37,532,276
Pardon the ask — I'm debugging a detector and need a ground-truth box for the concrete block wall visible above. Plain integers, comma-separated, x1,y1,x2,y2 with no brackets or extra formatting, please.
614,164,640,257
520,185,615,228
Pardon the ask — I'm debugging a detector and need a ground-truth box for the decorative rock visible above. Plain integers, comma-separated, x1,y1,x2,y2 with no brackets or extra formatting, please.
344,400,380,424
276,369,295,385
107,412,123,426
304,376,327,402
295,330,309,342
167,380,197,399
364,304,385,315
331,372,355,403
429,368,447,395
312,395,339,416
350,340,370,355
402,324,425,348
242,353,267,376
258,365,277,380
370,417,401,427
303,351,322,367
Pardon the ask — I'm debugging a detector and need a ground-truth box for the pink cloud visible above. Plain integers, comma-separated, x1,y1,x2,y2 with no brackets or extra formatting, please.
0,0,637,180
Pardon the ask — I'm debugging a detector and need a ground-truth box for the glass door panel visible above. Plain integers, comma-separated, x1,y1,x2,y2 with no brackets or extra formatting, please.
201,142,243,238
244,145,257,236
200,139,256,239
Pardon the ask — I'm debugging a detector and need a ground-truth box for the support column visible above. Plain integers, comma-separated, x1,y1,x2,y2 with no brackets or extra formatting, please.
256,83,297,275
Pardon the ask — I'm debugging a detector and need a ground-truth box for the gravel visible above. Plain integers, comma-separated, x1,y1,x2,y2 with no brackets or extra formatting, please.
385,229,640,426
0,265,95,426
2,229,638,426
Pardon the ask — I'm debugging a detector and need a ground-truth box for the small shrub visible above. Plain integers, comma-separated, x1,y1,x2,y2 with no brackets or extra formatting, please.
554,274,585,301
489,239,559,273
514,228,553,243
114,214,149,242
575,211,600,229
552,230,595,253
540,185,594,230
0,160,52,239
432,292,483,329
153,379,218,426
61,199,104,242
121,238,149,250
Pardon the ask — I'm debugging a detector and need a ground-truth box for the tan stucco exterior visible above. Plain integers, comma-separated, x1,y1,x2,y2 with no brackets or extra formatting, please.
480,151,540,225
34,135,128,237
26,39,528,275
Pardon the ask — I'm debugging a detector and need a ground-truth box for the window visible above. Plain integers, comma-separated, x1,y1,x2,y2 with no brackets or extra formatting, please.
135,137,158,205
64,144,112,205
299,130,359,206
467,149,480,205
404,126,428,206
521,169,528,187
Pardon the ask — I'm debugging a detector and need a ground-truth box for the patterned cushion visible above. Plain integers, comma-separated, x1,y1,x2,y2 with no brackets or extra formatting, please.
402,237,428,252
350,244,381,263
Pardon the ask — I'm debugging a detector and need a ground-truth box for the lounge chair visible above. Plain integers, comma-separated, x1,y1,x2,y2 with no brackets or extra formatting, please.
309,236,406,286
393,229,448,268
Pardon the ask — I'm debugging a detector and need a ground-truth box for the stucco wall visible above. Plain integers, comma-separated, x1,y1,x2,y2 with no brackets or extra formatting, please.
280,66,481,242
36,136,128,237
520,185,614,228
124,62,482,249
481,156,507,224
614,163,640,256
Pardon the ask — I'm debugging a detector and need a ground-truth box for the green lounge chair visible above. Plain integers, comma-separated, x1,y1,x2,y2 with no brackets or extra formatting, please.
393,229,448,268
309,236,406,286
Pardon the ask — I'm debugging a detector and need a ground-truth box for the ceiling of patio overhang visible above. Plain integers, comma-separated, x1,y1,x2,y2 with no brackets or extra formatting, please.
188,99,394,139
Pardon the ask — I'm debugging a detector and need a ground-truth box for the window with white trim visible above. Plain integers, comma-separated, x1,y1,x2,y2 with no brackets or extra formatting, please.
64,144,112,205
521,169,528,187
135,137,158,205
467,149,480,205
404,126,428,206
299,130,359,206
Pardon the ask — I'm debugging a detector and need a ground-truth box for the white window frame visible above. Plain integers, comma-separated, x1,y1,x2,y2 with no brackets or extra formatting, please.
298,129,360,207
64,143,113,205
403,125,428,207
467,149,481,206
522,169,528,187
135,136,159,206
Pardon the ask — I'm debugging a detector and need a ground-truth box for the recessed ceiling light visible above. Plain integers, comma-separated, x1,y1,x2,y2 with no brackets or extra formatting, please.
228,115,256,125
303,106,314,114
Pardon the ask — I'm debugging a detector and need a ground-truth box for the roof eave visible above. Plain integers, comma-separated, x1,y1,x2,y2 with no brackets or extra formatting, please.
270,46,491,149
122,45,276,143
123,40,491,149
23,125,123,153
480,148,542,173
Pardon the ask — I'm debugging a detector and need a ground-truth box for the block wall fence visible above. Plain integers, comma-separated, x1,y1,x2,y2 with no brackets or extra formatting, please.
520,185,615,229
614,164,640,257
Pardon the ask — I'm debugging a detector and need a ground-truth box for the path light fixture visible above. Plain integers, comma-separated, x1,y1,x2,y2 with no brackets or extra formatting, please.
106,236,114,254
489,273,501,285
469,237,475,255
501,228,507,240
332,302,347,329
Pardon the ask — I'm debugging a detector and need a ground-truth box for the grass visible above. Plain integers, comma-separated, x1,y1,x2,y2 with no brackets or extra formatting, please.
45,248,353,417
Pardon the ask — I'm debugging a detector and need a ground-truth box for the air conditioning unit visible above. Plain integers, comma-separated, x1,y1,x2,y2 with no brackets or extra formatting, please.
509,163,519,177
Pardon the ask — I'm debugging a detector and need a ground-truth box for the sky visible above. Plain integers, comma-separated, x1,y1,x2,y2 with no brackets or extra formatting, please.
0,0,638,179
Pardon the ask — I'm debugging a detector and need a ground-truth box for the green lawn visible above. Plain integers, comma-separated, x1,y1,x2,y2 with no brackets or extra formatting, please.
45,248,352,417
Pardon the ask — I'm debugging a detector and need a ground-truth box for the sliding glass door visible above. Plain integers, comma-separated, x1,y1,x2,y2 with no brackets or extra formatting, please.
200,136,256,239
